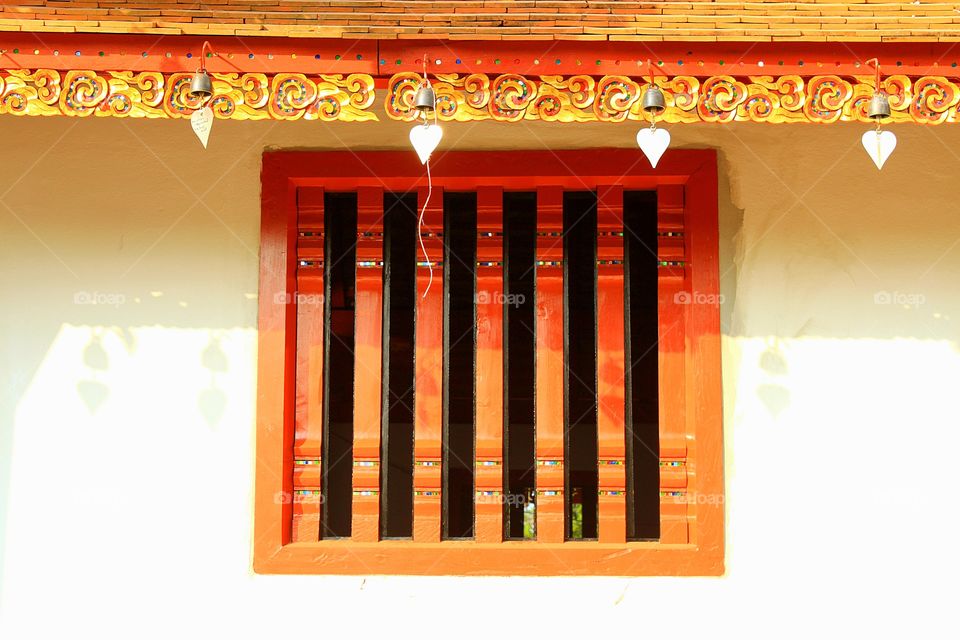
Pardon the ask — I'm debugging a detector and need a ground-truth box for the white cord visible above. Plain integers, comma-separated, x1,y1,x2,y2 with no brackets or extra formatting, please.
418,156,434,300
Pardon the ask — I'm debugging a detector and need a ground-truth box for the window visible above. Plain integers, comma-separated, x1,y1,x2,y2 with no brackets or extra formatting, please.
256,150,723,575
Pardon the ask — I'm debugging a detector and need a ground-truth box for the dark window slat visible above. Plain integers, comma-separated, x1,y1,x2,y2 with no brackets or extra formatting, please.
442,192,478,539
624,190,661,541
322,193,358,539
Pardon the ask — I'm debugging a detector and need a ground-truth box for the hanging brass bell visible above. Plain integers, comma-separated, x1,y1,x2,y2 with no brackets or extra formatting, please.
867,91,891,120
189,70,213,101
641,85,666,115
414,83,437,113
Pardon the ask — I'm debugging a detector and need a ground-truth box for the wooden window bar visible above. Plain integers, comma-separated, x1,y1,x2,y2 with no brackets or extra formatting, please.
256,150,723,575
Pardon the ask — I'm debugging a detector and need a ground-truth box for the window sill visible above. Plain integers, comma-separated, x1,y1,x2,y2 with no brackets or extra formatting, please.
254,540,724,576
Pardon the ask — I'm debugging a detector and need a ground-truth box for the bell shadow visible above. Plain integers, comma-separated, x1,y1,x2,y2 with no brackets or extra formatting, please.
757,346,791,418
199,336,228,428
77,333,110,415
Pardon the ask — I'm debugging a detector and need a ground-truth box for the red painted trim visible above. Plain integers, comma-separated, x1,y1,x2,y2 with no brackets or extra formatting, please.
474,186,505,544
254,152,298,569
596,184,626,544
656,184,690,545
256,149,723,575
413,185,444,543
684,159,723,556
385,40,960,78
0,34,377,74
534,186,565,544
3,33,959,77
280,149,707,189
292,186,325,543
351,187,385,543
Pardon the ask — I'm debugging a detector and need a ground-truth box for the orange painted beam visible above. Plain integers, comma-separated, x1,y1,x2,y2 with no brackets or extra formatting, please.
596,185,627,544
683,162,723,556
254,156,298,563
0,33,953,79
265,540,718,576
0,34,377,74
474,186,504,543
413,185,444,542
292,187,325,542
656,184,690,545
535,186,565,543
352,186,384,542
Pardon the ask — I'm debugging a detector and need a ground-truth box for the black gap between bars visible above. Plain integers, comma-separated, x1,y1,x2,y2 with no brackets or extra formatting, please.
624,190,661,541
563,191,599,541
503,192,537,540
321,192,357,539
442,192,477,539
380,192,417,539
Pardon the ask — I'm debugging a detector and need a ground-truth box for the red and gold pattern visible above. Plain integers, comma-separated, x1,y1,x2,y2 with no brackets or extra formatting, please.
388,72,960,125
0,69,376,121
3,68,960,124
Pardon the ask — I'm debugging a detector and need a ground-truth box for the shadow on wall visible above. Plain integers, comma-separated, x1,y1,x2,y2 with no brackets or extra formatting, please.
756,346,790,418
77,331,113,413
0,116,265,601
4,115,960,598
707,124,960,431
199,336,230,428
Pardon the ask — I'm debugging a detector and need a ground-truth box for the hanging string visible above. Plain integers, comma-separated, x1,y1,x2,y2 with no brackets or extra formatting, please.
418,153,434,301
866,58,883,134
646,58,665,130
866,57,881,92
417,55,436,301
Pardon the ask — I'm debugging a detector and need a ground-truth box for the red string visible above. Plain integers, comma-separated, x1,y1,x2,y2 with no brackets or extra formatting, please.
199,41,212,71
647,58,667,86
865,57,881,90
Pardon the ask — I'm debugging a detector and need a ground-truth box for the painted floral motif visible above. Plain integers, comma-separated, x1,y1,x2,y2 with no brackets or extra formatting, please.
386,72,960,124
4,69,960,124
0,69,376,121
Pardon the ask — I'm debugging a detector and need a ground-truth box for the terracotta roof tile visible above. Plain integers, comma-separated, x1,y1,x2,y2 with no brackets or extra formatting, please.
3,0,960,41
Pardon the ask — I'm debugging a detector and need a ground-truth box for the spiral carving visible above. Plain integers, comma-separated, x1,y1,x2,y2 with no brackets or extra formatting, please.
804,75,852,123
3,69,960,124
698,76,748,123
595,76,639,121
911,76,959,125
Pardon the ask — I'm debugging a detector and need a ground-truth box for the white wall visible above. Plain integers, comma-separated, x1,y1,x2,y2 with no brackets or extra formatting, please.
1,116,957,638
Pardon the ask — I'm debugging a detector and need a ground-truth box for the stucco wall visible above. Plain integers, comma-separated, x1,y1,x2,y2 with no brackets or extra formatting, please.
1,115,957,637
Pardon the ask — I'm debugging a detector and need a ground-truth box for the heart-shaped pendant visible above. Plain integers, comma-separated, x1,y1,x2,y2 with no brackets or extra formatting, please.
636,127,671,168
191,106,213,149
410,123,443,164
861,129,897,170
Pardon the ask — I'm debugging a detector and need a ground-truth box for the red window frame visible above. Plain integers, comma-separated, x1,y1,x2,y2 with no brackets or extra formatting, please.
255,149,723,575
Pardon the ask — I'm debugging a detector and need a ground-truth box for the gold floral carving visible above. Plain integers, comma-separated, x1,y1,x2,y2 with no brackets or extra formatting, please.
386,72,960,125
0,69,377,121
2,69,960,124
